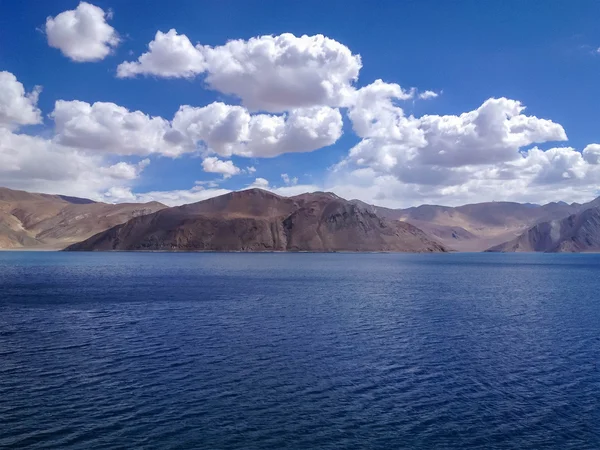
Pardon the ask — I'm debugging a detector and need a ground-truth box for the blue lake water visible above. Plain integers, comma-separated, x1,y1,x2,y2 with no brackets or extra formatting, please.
1,252,599,449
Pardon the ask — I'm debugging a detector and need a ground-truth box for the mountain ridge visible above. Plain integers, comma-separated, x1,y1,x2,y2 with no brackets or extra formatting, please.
486,207,600,253
3,185,600,253
65,189,448,253
0,187,166,249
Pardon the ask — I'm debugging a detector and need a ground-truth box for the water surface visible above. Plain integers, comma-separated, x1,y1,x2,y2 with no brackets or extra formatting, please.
1,252,599,449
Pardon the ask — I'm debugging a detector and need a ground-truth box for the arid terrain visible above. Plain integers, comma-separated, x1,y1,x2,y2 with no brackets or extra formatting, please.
65,189,447,253
3,185,600,253
0,187,165,250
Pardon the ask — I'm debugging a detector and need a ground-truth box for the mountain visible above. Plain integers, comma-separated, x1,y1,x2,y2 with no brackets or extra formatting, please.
486,207,600,253
388,201,580,251
65,189,448,253
0,187,166,250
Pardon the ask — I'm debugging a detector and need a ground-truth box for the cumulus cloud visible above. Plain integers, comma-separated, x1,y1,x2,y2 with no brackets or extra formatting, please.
118,31,361,112
582,144,600,165
0,72,42,129
101,159,150,180
281,173,298,185
46,2,119,62
324,93,600,207
172,102,343,157
0,72,153,200
345,97,567,176
116,29,205,78
418,90,439,100
0,127,149,200
248,177,270,189
330,144,600,208
51,100,190,157
346,79,421,142
202,156,241,178
326,149,600,209
48,97,342,160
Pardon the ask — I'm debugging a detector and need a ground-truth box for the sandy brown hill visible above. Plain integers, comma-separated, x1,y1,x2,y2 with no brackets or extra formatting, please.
65,189,448,253
487,207,600,253
389,201,579,251
0,187,166,249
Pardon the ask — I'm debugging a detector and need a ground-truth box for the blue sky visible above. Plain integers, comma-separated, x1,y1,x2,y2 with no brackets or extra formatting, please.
2,1,600,207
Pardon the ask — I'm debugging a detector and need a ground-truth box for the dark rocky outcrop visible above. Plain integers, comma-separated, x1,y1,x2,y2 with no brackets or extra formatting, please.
65,189,448,253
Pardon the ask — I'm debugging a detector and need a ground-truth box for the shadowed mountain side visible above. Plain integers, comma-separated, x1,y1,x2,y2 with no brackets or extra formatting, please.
0,187,166,249
65,189,448,253
486,207,600,253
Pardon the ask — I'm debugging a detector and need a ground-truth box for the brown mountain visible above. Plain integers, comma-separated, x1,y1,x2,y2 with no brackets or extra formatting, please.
486,207,600,253
0,187,166,250
386,201,580,251
65,189,448,253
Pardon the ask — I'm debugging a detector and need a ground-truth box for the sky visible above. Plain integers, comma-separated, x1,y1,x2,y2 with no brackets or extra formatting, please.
2,0,600,208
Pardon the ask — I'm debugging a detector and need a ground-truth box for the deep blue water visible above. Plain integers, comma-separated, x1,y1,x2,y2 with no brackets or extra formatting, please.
1,252,599,449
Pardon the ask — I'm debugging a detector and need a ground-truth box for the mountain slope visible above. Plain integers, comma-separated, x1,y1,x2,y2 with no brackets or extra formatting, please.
65,189,448,253
0,187,166,249
487,207,600,252
390,201,579,251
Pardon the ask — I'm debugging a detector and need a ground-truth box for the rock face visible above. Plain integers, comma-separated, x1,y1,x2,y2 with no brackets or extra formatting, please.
487,207,600,253
0,187,166,249
65,189,448,253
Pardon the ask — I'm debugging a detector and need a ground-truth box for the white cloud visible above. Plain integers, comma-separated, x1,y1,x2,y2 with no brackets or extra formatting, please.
46,2,119,62
246,166,256,174
281,173,298,185
200,33,361,111
201,156,241,178
248,177,270,189
116,29,205,78
328,144,600,208
172,102,343,157
118,32,361,112
0,127,149,200
418,90,439,100
346,79,421,141
0,72,152,200
51,100,190,157
104,185,231,206
101,159,150,180
345,97,567,175
0,71,42,129
326,94,600,207
52,99,342,160
582,144,600,165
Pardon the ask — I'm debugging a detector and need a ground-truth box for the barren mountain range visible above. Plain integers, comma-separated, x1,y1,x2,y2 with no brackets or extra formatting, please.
0,187,165,250
65,189,447,253
487,206,600,253
2,185,600,252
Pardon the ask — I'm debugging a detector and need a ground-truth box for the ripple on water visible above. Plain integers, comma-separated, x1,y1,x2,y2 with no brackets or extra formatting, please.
1,252,600,449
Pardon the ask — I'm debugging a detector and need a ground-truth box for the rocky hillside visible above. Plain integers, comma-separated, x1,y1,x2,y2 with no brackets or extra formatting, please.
487,207,600,252
386,201,580,251
65,189,448,253
0,187,166,249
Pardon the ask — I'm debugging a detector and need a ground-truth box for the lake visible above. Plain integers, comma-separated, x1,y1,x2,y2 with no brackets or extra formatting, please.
1,252,599,449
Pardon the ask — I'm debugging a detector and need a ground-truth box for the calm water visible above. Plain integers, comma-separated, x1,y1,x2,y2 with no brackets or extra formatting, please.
1,252,599,449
